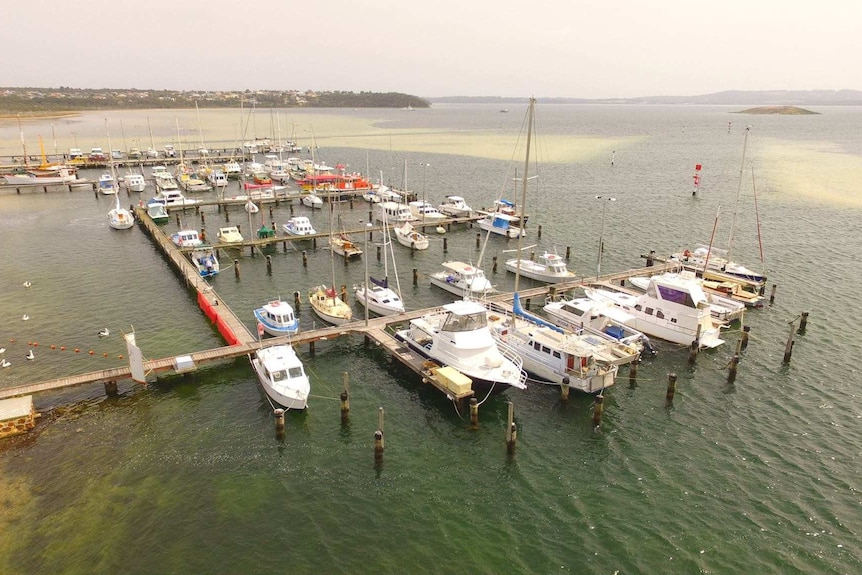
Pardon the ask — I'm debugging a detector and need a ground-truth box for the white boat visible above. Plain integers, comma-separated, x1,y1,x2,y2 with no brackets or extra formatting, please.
584,273,725,348
98,172,117,195
330,233,362,259
190,245,219,277
207,170,228,188
177,172,211,193
355,210,404,317
148,189,197,207
373,201,415,223
124,173,146,192
408,201,446,222
478,211,524,238
152,168,179,192
107,194,134,230
282,216,316,237
0,168,80,186
542,296,656,358
438,195,473,217
505,250,575,284
301,193,323,209
394,300,527,395
147,202,169,224
171,229,203,248
217,226,243,244
308,284,353,325
362,184,402,204
429,261,495,297
245,201,259,214
222,161,243,179
393,221,429,250
628,272,746,323
487,296,621,392
250,345,310,410
671,245,766,285
253,299,299,336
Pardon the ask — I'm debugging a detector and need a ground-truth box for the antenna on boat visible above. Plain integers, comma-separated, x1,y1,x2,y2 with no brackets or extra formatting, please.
727,125,751,261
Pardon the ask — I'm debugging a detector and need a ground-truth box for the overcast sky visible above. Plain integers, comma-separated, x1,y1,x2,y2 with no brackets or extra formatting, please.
4,0,859,99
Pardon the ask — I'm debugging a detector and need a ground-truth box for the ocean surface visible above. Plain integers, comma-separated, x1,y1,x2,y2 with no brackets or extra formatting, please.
1,104,860,574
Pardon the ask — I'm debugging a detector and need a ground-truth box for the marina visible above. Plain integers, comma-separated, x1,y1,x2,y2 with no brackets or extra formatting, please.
0,104,858,575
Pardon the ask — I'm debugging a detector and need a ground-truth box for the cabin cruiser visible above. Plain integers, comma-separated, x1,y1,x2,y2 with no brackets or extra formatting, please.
438,195,473,217
250,345,310,410
254,299,300,336
282,216,316,237
429,261,495,297
505,251,575,284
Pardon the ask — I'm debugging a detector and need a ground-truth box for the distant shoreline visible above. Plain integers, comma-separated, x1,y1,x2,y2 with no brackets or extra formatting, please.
734,106,819,115
0,111,79,122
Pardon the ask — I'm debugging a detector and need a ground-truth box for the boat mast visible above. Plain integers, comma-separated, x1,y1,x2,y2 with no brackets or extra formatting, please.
751,166,766,273
147,116,156,153
18,114,29,167
727,125,751,261
513,98,536,295
703,206,721,274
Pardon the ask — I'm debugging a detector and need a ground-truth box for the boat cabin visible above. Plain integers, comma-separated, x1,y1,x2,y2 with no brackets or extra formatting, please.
374,201,415,223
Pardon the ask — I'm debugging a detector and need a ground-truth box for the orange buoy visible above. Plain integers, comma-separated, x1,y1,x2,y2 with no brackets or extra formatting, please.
89,350,94,355
103,353,108,357
118,355,124,359
50,345,56,350
33,342,39,347
74,348,80,353
60,346,66,351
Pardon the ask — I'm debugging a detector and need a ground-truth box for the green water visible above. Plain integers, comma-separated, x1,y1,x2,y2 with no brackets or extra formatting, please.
1,105,860,574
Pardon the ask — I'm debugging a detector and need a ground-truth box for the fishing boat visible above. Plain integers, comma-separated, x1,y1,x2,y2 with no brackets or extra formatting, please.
146,202,169,224
504,250,575,284
250,345,310,410
429,261,494,297
392,221,429,250
98,172,117,195
355,210,404,317
477,210,523,238
124,173,146,192
584,273,725,348
394,300,527,395
373,201,414,223
628,272,746,323
282,216,316,237
437,195,473,217
301,193,323,209
170,229,203,248
253,299,299,337
190,245,219,277
542,296,656,358
408,201,446,222
217,226,243,244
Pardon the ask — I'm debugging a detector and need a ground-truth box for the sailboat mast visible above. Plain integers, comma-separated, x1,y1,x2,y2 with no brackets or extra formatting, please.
18,114,29,167
514,98,536,295
703,206,721,273
751,166,766,273
727,125,751,261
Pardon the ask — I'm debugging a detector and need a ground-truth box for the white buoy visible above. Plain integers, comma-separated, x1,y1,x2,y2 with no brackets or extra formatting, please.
0,347,5,354
436,226,446,235
1,359,10,368
23,281,32,288
22,314,29,321
98,328,110,338
26,349,35,360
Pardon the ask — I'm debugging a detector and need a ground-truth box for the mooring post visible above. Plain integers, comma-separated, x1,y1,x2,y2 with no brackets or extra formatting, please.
666,373,677,406
443,237,448,252
413,268,418,286
268,205,273,219
689,324,701,363
302,250,307,268
289,203,294,216
340,372,350,423
783,321,796,364
741,325,750,351
798,312,809,333
104,380,118,396
592,394,604,430
629,358,639,388
559,377,570,402
506,401,517,454
175,213,181,226
769,284,778,305
309,340,315,356
340,284,348,304
274,408,285,438
469,397,479,429
377,245,382,262
537,224,542,239
200,211,205,225
234,259,240,279
727,354,740,385
374,407,385,460
646,250,655,267
476,233,481,249
265,255,272,275
565,246,571,261
492,256,498,273
294,290,301,311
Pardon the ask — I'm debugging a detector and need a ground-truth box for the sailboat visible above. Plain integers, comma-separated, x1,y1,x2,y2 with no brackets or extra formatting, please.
105,121,134,230
309,126,354,326
486,99,626,392
330,213,362,259
354,210,405,316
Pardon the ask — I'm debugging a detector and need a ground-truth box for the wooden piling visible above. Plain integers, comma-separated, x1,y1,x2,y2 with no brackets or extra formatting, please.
302,250,307,268
377,245,382,262
234,259,240,279
340,372,350,423
492,256,498,273
646,250,655,267
798,312,809,333
268,205,274,219
565,246,571,260
294,291,301,311
769,284,778,305
537,224,542,239
476,233,481,249
592,394,604,430
782,321,796,364
628,358,638,388
104,380,118,396
741,325,750,351
413,268,418,286
289,203,294,215
200,212,205,225
666,373,677,406
727,354,739,385
309,340,315,356
340,285,348,304
506,401,517,454
559,376,570,402
274,408,285,437
443,237,448,252
374,407,385,459
265,255,272,275
469,397,479,429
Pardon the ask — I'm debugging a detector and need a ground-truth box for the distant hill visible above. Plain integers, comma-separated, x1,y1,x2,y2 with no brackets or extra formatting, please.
429,90,862,106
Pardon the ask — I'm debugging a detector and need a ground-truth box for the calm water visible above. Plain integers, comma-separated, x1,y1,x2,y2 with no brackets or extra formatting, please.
1,105,860,574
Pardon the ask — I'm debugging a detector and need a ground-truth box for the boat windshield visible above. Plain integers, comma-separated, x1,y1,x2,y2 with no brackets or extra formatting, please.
288,366,304,379
270,370,288,382
442,311,487,333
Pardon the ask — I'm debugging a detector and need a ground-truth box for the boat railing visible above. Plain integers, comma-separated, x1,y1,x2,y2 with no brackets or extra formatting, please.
495,339,527,386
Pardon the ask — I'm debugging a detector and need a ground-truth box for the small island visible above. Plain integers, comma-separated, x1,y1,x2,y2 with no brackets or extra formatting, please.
734,106,819,115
